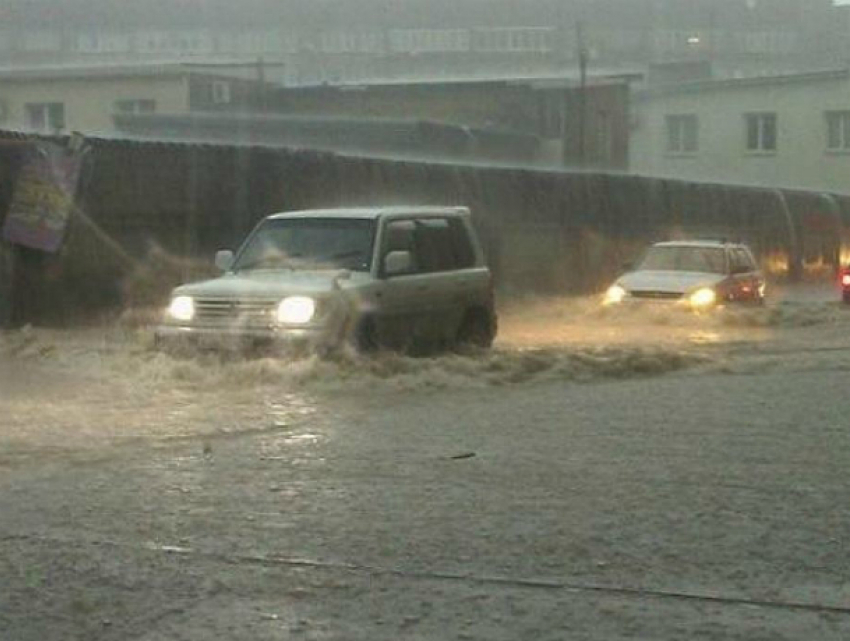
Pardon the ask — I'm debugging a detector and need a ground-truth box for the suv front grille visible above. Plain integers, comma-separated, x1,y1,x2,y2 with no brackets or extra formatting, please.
194,298,278,325
630,290,683,300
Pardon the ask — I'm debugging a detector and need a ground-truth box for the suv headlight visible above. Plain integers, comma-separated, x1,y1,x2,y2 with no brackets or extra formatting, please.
603,285,627,305
276,296,316,324
168,296,195,321
689,287,716,308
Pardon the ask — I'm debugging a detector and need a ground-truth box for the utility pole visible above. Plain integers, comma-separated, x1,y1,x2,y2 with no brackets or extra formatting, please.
256,56,267,114
577,21,589,167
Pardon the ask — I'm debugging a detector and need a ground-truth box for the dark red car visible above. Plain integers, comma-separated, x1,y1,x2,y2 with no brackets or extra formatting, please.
840,267,850,303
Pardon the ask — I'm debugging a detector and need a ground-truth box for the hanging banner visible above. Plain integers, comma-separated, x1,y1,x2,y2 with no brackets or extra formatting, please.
2,141,85,253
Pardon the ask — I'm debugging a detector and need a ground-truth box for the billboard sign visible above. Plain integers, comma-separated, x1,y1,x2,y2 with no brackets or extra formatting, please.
2,141,85,253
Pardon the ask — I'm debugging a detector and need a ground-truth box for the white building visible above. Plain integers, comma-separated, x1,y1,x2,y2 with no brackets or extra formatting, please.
0,62,278,135
630,69,850,194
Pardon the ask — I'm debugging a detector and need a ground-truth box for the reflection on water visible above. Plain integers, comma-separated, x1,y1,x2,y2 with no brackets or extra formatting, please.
687,331,722,345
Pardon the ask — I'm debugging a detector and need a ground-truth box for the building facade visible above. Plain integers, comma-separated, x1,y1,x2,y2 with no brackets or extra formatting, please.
269,76,629,168
111,76,631,169
0,61,631,169
629,69,850,194
0,64,271,134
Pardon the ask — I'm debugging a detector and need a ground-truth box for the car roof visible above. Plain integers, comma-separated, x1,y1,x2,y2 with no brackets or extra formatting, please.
266,206,470,221
651,240,751,250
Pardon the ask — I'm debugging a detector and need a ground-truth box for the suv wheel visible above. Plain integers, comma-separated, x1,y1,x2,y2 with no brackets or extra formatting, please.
456,309,495,349
353,316,380,353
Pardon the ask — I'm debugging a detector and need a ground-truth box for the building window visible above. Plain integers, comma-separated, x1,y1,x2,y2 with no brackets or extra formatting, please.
826,111,850,151
595,111,613,162
76,33,132,53
741,31,797,55
22,30,62,52
471,27,553,53
745,113,777,152
665,114,698,153
26,102,65,133
388,29,470,54
211,81,232,105
114,99,156,115
321,32,360,53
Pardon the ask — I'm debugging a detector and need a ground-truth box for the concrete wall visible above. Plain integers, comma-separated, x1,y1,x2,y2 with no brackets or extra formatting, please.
630,73,850,194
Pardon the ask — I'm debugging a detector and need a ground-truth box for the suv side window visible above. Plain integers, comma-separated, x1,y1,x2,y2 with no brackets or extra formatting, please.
415,218,458,273
730,249,754,273
382,215,476,275
448,218,476,269
382,219,418,274
385,219,416,253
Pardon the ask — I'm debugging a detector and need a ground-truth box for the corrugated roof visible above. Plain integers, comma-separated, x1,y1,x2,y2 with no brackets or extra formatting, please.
641,68,850,99
293,69,643,91
268,206,469,220
0,60,286,82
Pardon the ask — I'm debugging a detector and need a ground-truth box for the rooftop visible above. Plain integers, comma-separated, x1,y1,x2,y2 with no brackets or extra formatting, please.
653,240,750,248
267,207,471,220
0,60,286,82
642,68,850,99
297,69,644,91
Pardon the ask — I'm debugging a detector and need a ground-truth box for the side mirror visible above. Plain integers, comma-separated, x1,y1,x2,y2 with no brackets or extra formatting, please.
215,250,234,271
384,250,413,276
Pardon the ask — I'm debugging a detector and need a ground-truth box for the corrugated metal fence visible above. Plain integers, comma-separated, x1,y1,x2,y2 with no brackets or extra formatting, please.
1,131,847,324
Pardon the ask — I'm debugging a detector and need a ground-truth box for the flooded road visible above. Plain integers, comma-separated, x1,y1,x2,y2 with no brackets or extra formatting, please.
3,292,850,639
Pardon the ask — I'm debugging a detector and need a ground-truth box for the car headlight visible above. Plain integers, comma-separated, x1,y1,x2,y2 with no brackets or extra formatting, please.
168,295,195,321
276,296,316,324
689,287,716,308
603,285,627,305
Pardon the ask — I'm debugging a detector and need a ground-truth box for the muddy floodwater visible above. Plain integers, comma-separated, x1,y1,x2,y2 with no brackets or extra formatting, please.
3,291,850,639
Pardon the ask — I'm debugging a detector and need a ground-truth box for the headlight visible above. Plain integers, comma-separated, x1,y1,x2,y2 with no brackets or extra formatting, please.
689,287,716,308
168,296,195,321
276,296,316,324
603,285,627,305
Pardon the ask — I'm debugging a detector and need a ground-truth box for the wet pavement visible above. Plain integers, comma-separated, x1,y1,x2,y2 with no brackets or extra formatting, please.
3,294,850,639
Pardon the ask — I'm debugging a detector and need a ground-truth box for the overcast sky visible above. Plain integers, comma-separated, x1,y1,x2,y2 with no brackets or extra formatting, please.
0,1,840,38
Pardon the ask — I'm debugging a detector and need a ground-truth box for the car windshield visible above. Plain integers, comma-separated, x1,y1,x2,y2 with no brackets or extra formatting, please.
637,246,726,274
234,217,375,272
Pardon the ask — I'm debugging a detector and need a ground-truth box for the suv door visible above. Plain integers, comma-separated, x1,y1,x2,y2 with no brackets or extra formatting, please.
375,214,491,349
410,216,469,344
374,218,434,349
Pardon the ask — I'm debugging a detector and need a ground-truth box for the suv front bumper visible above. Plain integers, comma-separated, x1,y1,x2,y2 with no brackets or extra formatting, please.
154,322,340,353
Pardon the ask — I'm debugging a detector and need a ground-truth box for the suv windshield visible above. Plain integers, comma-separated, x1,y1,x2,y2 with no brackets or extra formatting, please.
234,217,375,272
638,246,726,274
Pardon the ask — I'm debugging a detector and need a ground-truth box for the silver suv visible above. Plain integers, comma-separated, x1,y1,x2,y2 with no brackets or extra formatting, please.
156,206,496,353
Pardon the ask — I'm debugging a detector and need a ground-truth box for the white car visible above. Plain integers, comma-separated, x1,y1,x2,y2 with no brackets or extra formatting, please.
156,206,496,353
603,240,765,309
